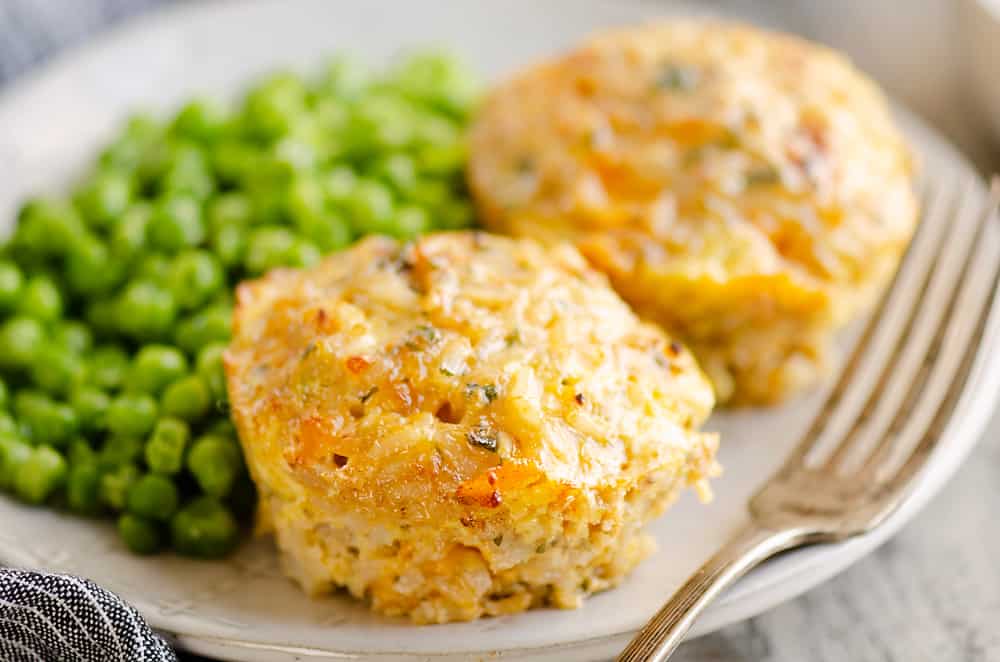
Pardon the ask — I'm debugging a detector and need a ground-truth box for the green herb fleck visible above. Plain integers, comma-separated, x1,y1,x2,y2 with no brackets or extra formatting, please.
656,64,699,91
493,535,504,546
745,165,780,187
360,386,378,403
466,383,500,403
406,324,440,350
505,329,521,347
440,366,456,377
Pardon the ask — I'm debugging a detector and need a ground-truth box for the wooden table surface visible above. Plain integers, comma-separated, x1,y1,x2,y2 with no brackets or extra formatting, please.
3,1,999,661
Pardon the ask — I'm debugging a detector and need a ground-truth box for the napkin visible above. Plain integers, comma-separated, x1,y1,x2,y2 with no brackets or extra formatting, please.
0,567,177,662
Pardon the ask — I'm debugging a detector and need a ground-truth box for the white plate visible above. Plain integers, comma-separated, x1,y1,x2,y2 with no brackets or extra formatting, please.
1,2,997,660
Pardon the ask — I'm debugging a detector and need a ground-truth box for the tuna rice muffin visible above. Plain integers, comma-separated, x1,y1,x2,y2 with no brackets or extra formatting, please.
225,232,718,623
468,21,918,405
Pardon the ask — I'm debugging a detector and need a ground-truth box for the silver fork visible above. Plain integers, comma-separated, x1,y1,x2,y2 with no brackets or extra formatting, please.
618,173,1000,662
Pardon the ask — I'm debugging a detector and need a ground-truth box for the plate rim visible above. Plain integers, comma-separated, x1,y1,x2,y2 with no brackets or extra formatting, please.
0,1,996,660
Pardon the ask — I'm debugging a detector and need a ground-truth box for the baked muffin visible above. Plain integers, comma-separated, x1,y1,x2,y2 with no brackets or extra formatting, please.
468,21,918,404
225,232,717,623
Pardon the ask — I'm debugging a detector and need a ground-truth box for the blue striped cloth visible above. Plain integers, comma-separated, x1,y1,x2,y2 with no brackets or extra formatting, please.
0,568,176,661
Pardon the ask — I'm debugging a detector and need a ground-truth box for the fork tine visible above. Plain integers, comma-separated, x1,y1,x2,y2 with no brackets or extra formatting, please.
878,250,1000,498
820,174,987,471
856,180,1000,484
776,169,965,474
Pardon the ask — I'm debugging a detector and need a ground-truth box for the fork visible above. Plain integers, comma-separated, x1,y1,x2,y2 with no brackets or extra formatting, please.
618,173,1000,662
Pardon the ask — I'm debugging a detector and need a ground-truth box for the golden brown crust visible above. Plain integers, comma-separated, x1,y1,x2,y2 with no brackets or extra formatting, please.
468,20,918,404
226,232,718,622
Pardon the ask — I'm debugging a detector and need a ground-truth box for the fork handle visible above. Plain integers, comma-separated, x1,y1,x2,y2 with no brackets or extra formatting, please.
617,524,812,662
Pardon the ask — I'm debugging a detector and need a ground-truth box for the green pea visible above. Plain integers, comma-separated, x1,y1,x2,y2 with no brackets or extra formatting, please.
0,316,46,368
243,73,309,139
127,345,188,394
187,434,242,498
148,194,204,253
74,171,132,229
160,376,211,422
407,179,450,209
372,153,418,194
67,437,96,466
66,463,102,514
167,250,223,311
110,202,152,260
161,144,215,201
17,275,63,323
287,239,321,268
0,260,24,311
393,205,431,239
391,51,480,117
208,193,254,231
195,343,228,403
0,435,32,490
348,100,414,153
106,393,158,439
88,345,130,391
98,435,144,470
416,142,466,177
171,496,239,558
244,226,296,275
0,412,16,437
211,140,262,185
346,179,394,234
175,306,232,354
207,418,237,440
144,417,189,475
66,236,123,296
172,98,228,143
323,166,358,205
116,282,177,340
99,113,162,171
438,199,474,230
84,299,119,336
286,175,326,227
127,473,179,521
210,222,247,269
271,136,317,173
316,54,370,100
117,514,163,554
14,445,68,504
70,386,111,431
132,254,171,283
412,114,461,147
52,321,94,354
99,462,140,510
13,198,86,258
15,391,78,447
30,344,87,396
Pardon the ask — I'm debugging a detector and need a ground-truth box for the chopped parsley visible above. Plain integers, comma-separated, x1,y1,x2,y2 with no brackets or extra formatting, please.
745,165,780,187
656,64,699,91
360,386,378,403
466,383,499,404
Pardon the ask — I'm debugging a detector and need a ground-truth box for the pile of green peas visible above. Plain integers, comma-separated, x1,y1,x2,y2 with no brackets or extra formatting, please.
0,51,480,557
